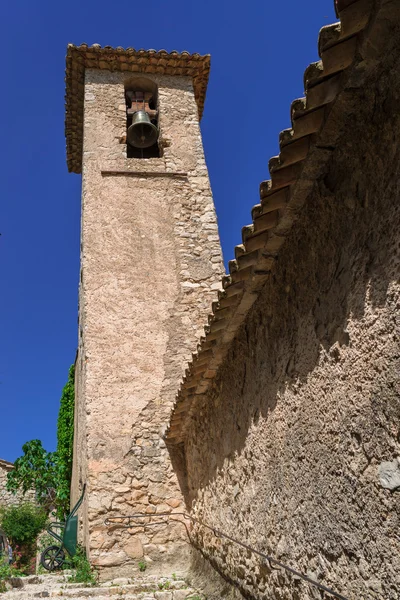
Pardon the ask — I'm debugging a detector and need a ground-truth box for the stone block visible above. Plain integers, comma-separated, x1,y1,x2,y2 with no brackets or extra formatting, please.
378,459,400,491
124,537,144,559
93,551,127,567
154,592,173,600
173,590,192,600
111,577,131,586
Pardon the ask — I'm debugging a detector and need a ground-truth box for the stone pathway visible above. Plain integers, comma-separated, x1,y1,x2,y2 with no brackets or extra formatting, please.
1,574,205,600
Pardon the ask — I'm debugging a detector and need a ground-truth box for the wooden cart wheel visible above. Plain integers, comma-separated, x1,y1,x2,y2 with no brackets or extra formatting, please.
40,545,65,571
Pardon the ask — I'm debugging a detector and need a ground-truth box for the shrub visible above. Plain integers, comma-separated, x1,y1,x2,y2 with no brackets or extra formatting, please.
68,547,97,586
0,503,48,547
0,503,48,574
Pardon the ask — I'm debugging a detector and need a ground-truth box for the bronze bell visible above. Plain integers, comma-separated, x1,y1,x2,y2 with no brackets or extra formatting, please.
127,111,158,149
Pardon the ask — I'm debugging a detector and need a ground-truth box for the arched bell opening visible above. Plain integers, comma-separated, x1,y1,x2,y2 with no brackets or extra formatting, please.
124,77,160,159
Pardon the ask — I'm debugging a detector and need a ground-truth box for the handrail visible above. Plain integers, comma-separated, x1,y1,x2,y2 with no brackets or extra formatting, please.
104,512,349,600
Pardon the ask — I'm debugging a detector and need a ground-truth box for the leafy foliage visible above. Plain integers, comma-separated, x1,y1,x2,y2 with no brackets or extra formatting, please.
0,503,49,575
0,563,25,592
6,365,75,518
0,503,48,546
68,547,97,586
6,440,57,508
138,559,147,572
55,365,75,517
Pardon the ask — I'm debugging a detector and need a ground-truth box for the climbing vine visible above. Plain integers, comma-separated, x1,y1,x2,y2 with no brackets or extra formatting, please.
55,364,75,517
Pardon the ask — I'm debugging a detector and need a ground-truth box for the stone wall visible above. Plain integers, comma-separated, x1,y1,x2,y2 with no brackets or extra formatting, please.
0,459,17,507
71,69,224,577
0,459,34,508
182,34,400,600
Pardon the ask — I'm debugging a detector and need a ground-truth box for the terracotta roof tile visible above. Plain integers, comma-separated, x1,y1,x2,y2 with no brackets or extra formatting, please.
166,0,379,445
65,45,211,173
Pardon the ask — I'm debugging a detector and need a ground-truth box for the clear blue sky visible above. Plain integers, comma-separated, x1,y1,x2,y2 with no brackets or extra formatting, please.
0,0,335,462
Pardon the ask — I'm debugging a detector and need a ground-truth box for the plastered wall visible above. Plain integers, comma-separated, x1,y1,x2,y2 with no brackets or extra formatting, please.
71,70,224,577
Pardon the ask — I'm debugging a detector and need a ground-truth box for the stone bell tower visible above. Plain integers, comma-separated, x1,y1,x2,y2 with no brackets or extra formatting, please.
65,44,224,576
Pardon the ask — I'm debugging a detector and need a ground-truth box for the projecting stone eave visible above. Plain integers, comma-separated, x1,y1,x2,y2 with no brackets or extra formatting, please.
166,0,395,445
0,459,14,471
65,44,211,173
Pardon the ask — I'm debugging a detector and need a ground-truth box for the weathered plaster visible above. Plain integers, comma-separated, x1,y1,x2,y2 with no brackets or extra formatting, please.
71,69,224,577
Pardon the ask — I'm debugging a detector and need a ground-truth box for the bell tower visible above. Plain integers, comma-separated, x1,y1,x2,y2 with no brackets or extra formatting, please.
65,44,224,577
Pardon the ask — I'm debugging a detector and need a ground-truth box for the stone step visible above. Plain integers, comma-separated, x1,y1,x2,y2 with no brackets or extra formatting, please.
1,574,204,600
51,585,198,598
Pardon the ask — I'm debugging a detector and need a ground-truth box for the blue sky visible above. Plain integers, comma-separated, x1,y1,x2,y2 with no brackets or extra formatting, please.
0,0,336,462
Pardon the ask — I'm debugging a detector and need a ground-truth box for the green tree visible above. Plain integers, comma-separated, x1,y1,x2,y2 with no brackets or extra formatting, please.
6,365,75,518
6,440,57,508
55,365,75,516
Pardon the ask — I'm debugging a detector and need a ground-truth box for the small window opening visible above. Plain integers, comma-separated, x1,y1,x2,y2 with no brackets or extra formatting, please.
126,89,160,158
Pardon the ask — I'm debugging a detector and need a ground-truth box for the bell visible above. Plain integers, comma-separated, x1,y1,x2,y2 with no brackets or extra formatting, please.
127,111,158,149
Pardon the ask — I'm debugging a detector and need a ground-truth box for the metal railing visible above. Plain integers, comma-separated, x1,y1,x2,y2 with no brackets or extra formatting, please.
105,512,349,600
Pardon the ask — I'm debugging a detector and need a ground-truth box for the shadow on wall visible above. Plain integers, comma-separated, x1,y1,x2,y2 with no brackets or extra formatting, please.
176,68,400,502
167,37,400,598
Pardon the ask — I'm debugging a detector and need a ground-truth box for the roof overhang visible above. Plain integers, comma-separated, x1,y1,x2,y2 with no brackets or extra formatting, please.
65,45,211,173
166,0,399,445
0,458,14,470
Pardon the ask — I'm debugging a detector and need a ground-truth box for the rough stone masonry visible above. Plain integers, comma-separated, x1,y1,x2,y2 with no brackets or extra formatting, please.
166,1,400,599
66,47,224,578
0,459,17,507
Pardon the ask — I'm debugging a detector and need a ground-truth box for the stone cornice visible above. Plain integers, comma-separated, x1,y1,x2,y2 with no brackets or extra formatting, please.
65,45,211,173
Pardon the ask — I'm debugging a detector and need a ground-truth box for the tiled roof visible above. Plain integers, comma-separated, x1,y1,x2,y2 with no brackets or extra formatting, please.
65,45,211,173
166,0,379,445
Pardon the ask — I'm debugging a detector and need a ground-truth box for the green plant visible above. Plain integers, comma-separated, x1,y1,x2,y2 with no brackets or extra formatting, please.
68,547,97,586
6,440,57,509
158,580,171,590
56,365,75,518
138,559,147,572
37,534,54,553
0,561,25,591
36,533,57,574
172,572,177,581
6,365,75,520
0,503,48,547
0,503,48,575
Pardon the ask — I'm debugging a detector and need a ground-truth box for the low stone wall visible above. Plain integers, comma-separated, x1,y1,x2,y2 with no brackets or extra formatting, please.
0,459,18,507
0,459,35,508
181,28,400,600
